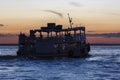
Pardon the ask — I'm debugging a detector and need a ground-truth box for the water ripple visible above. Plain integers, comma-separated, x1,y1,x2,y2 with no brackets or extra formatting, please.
0,45,120,80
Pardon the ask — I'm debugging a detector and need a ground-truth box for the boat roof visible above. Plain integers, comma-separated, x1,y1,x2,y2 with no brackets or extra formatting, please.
33,26,85,33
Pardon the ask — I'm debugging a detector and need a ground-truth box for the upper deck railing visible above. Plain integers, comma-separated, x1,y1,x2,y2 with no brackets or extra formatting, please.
19,23,86,44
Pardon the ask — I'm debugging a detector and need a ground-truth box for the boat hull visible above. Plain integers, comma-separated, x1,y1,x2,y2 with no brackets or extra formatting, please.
17,46,90,58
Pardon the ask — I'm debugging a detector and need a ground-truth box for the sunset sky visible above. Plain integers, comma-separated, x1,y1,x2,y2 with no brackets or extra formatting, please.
0,0,120,44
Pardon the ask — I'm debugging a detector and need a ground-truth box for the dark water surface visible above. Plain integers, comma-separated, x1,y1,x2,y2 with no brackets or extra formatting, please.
0,45,120,80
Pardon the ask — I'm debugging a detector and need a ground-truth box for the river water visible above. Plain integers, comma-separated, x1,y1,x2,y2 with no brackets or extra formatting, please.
0,45,120,80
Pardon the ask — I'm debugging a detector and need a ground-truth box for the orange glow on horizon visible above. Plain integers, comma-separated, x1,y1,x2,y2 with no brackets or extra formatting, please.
88,37,120,44
0,0,120,44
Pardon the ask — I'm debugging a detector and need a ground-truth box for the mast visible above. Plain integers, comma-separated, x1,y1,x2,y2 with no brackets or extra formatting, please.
68,13,73,28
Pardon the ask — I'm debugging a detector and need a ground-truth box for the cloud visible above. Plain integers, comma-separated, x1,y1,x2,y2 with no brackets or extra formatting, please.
85,9,120,17
43,10,63,18
0,24,4,27
87,30,96,32
69,2,83,7
87,33,120,38
108,12,120,16
0,33,18,37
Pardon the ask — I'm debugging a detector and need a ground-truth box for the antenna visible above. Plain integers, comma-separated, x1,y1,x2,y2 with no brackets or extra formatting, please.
68,13,73,28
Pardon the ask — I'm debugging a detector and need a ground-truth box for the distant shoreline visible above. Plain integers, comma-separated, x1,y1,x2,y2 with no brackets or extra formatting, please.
91,44,120,46
0,44,120,46
0,44,18,46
